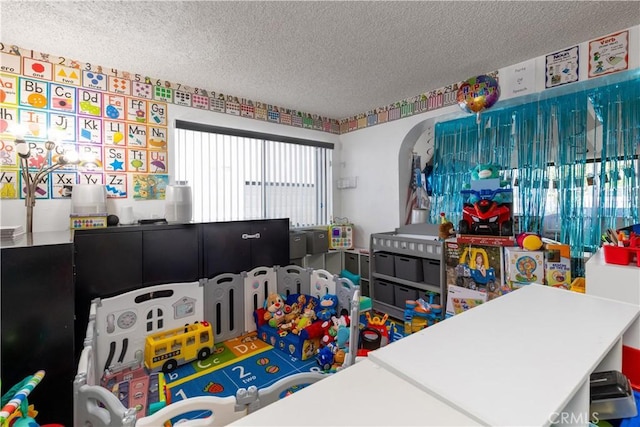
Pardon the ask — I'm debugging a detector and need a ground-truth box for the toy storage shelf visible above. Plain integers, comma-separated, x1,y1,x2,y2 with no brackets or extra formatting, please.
291,250,344,275
343,248,370,297
370,223,445,320
368,284,640,426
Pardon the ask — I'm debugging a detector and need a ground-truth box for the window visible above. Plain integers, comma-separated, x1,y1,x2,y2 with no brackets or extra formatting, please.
513,159,638,248
174,121,333,227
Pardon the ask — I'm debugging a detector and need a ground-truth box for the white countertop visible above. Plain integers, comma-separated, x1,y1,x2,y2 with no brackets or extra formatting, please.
368,284,640,426
229,358,480,426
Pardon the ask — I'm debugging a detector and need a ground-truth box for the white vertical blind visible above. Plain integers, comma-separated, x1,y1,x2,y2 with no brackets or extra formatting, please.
174,125,332,226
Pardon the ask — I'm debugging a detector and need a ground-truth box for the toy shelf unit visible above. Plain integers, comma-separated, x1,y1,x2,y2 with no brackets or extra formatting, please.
370,223,445,321
343,248,370,297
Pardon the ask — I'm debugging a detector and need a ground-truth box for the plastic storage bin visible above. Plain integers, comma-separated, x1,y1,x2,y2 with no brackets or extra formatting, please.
423,259,441,286
360,255,370,280
289,231,307,259
344,252,359,274
590,370,638,420
373,279,394,306
394,284,418,308
305,229,328,254
603,245,640,266
375,252,395,276
395,255,424,282
624,345,640,391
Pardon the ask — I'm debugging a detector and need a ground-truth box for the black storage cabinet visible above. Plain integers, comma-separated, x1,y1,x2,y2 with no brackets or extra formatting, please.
202,219,289,277
1,237,75,426
73,223,201,352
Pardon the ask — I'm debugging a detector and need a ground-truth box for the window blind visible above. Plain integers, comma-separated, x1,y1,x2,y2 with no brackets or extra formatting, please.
174,121,333,227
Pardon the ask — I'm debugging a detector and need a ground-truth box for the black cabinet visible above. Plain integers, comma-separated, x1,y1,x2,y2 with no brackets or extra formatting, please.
74,229,143,296
142,225,200,285
73,220,288,353
1,235,74,427
74,223,200,352
202,219,290,277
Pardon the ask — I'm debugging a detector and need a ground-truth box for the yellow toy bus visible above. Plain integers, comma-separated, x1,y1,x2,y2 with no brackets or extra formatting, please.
144,321,214,373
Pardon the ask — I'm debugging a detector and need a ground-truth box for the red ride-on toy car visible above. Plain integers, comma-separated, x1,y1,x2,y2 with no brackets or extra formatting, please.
458,188,513,236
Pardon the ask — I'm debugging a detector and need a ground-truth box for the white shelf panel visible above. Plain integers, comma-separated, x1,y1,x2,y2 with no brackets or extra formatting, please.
586,248,640,348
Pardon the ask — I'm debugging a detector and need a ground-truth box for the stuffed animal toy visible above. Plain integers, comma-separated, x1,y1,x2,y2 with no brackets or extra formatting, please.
335,324,350,351
317,294,338,321
283,301,301,324
292,300,317,334
470,163,503,181
438,212,455,241
263,293,286,328
321,313,350,346
466,163,509,203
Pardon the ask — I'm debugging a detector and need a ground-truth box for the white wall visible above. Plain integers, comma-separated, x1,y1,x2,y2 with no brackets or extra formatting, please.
0,106,339,232
337,105,463,248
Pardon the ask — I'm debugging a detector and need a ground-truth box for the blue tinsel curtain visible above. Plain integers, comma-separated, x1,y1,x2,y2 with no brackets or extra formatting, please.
431,75,639,260
430,109,515,225
589,79,640,247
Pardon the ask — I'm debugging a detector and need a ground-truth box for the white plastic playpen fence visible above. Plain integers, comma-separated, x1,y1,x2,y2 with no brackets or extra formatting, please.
73,265,361,426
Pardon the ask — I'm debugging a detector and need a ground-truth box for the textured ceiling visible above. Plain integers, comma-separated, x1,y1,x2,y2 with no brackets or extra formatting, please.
1,1,639,119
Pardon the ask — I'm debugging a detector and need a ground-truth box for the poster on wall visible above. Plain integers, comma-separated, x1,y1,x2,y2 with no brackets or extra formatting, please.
500,59,536,100
133,173,168,200
0,71,169,200
588,31,629,78
545,46,579,88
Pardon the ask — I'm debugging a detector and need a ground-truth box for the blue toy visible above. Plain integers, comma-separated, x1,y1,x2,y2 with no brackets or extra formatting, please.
335,324,350,351
465,163,510,204
317,294,338,321
316,346,335,371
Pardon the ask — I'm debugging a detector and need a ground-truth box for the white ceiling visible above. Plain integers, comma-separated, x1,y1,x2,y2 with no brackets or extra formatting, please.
1,1,639,120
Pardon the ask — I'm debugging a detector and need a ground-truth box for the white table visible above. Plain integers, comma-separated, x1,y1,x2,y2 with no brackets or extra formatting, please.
228,358,480,426
368,284,640,426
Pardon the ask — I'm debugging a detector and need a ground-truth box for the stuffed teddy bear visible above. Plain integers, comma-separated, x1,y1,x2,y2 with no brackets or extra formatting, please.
438,212,455,241
263,293,286,328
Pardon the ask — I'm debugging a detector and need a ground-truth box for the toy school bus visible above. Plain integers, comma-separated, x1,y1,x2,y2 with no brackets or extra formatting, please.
144,321,214,373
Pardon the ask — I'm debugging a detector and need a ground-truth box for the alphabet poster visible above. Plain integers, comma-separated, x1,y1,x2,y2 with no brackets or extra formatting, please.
0,66,168,200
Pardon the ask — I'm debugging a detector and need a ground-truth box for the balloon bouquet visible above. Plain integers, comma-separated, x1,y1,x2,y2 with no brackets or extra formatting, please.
456,74,501,123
